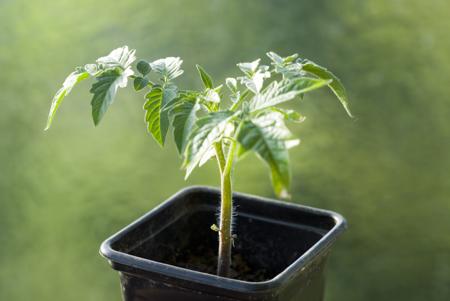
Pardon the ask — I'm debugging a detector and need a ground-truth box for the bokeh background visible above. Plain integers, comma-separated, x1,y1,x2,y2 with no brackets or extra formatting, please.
1,0,449,300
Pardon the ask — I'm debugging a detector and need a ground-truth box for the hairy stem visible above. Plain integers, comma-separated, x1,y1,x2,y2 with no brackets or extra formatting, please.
216,138,238,277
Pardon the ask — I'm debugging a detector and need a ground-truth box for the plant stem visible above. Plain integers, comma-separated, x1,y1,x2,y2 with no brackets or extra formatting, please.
216,138,238,277
214,142,226,174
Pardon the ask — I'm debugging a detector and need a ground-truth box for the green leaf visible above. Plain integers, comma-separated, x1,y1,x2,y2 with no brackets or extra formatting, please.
163,90,199,112
88,46,137,125
227,77,241,104
266,52,284,64
45,69,89,130
302,60,353,117
239,68,270,94
268,107,305,123
183,111,234,178
266,51,298,65
237,58,270,94
196,64,213,89
96,46,136,70
90,68,133,125
150,57,184,81
237,59,261,76
136,60,151,75
225,77,238,93
134,76,149,91
283,53,299,64
84,64,99,76
144,84,177,146
237,112,298,198
266,52,302,79
200,88,221,103
282,77,332,94
171,98,200,154
249,77,330,111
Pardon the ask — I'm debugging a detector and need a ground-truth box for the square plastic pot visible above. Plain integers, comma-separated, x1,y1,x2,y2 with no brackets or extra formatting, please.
100,186,346,301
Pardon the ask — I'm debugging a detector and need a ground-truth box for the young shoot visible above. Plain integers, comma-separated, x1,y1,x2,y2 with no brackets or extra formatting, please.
45,46,351,277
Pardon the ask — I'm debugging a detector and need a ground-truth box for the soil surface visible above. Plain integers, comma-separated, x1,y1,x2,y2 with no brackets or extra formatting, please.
161,243,269,282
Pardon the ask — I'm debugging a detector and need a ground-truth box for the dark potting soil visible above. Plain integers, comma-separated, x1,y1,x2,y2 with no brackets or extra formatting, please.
160,241,269,282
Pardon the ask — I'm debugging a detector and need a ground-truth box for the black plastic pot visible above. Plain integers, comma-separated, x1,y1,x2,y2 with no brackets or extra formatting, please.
100,186,346,301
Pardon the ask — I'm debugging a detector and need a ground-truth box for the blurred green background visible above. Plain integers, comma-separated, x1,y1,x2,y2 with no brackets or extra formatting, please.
1,0,449,300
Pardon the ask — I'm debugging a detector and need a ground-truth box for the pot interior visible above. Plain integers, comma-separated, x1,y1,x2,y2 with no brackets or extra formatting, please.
110,191,336,282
